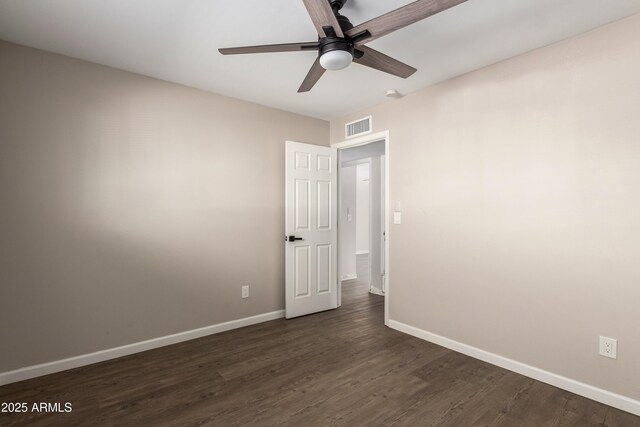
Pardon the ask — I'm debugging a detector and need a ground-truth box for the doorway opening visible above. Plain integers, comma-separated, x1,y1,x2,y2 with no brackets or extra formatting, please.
335,132,389,325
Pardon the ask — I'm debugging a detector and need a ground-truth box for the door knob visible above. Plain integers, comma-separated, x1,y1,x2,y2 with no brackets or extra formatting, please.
286,235,304,242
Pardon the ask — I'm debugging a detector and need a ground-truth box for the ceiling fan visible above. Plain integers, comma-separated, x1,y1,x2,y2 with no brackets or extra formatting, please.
219,0,467,92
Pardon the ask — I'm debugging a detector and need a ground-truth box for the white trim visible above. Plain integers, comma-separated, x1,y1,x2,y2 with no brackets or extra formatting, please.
334,130,390,326
355,250,369,255
388,320,640,416
369,287,385,296
333,130,388,150
340,274,358,281
0,310,285,386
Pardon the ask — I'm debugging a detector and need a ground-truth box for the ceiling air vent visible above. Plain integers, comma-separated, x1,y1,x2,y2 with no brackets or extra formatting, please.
345,116,372,139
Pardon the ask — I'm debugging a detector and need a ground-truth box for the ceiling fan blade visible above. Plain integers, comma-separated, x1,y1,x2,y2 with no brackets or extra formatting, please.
298,58,326,93
346,0,467,46
219,42,319,55
302,0,345,38
353,46,416,78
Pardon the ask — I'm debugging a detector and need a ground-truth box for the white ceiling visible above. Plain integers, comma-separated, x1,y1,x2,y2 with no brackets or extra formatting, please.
1,1,639,120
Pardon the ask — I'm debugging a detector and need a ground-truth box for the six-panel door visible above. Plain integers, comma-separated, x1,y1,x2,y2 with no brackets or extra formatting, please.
285,141,338,318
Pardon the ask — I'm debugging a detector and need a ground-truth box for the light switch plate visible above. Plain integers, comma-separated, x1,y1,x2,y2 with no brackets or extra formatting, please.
393,212,402,224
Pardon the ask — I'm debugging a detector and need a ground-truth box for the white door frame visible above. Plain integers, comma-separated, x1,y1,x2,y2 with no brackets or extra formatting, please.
333,131,390,326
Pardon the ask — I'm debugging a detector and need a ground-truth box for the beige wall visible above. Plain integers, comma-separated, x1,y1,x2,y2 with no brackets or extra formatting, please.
0,41,328,372
331,14,640,400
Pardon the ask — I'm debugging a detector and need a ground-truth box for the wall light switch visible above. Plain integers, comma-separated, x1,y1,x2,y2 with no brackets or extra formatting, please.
241,285,249,299
393,211,402,225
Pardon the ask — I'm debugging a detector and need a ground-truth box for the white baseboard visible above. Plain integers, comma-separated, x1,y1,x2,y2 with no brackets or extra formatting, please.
369,286,385,296
388,320,640,416
0,310,285,387
355,251,369,255
341,274,357,281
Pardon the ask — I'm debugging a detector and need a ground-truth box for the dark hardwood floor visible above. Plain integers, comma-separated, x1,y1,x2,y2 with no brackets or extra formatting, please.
1,269,638,426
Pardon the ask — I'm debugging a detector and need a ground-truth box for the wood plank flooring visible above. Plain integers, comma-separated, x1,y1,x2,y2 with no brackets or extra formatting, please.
1,272,638,426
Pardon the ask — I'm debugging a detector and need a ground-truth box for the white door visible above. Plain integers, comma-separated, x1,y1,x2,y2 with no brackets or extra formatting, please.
285,141,338,318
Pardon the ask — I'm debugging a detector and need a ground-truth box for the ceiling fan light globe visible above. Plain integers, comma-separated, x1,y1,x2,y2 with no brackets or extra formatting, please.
319,50,353,71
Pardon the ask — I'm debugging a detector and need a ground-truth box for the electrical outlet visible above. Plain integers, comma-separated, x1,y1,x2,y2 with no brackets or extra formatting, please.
599,336,617,359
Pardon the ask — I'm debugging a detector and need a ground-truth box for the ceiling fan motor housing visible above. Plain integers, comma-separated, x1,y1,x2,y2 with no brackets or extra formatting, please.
318,0,355,70
318,36,354,70
335,14,354,32
319,37,354,58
